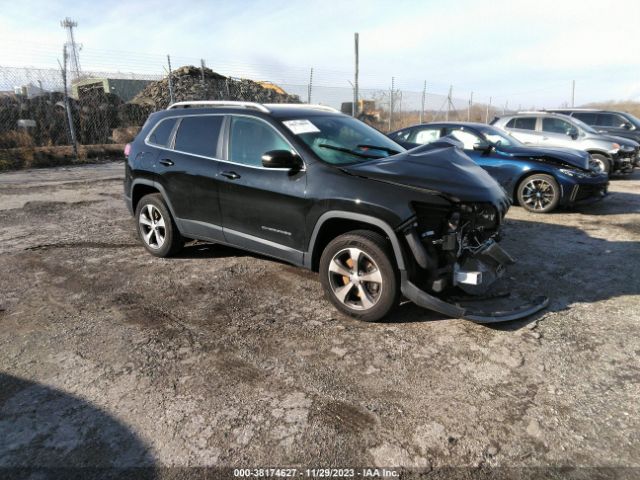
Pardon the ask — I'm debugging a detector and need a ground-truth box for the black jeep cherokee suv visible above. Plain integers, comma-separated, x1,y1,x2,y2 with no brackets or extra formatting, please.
124,101,547,322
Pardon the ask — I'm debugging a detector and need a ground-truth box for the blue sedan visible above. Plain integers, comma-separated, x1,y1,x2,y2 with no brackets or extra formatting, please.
388,122,609,213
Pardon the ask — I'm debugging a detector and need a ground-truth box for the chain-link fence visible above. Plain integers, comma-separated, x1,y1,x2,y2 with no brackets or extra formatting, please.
0,61,506,169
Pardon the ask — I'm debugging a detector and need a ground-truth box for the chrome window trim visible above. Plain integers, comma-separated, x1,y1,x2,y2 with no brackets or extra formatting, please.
143,113,305,172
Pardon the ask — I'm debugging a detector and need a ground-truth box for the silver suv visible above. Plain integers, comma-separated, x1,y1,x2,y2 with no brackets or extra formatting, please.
491,112,638,174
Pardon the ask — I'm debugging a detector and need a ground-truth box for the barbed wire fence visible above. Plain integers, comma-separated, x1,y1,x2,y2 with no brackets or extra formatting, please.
0,52,510,168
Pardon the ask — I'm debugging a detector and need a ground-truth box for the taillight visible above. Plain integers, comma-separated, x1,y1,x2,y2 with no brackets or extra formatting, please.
124,143,131,157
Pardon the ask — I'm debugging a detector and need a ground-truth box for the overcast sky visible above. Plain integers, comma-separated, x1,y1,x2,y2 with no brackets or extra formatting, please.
1,0,639,108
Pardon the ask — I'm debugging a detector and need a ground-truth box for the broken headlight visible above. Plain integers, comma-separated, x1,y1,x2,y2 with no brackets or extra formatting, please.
559,168,589,178
464,204,498,230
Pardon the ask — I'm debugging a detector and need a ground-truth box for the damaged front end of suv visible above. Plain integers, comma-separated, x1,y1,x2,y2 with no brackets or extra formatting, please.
344,139,549,323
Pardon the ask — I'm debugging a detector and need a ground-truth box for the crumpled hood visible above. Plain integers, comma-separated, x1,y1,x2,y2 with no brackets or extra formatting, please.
496,144,590,170
342,139,510,211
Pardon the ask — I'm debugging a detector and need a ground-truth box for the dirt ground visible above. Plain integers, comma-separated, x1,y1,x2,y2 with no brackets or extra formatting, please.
0,162,638,478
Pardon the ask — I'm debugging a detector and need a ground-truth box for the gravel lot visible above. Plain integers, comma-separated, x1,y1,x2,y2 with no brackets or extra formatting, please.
0,162,639,478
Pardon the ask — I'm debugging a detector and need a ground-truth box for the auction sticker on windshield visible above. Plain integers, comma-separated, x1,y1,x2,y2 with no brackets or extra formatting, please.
282,119,321,135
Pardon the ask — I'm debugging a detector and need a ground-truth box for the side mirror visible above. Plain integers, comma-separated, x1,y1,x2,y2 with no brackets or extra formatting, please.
567,128,579,140
261,150,303,170
622,122,632,130
473,141,493,153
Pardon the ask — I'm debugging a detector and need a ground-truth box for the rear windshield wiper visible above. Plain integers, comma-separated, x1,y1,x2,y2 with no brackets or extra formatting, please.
357,144,401,155
318,143,383,159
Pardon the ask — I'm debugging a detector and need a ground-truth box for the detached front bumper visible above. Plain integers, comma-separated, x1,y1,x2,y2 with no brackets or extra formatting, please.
400,271,549,323
401,230,549,323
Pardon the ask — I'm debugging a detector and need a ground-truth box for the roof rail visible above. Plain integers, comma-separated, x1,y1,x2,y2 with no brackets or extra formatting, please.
166,101,270,113
549,108,598,112
264,103,341,113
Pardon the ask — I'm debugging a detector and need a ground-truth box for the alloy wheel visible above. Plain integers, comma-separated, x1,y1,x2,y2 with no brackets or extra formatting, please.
590,158,606,174
328,247,383,310
138,204,166,249
521,179,556,211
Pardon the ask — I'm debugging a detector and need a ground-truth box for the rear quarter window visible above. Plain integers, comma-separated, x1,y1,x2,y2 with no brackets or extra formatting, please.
506,117,536,130
173,115,224,158
148,118,178,147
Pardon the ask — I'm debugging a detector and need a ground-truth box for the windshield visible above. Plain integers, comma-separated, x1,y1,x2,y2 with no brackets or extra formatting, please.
285,115,405,165
478,125,523,147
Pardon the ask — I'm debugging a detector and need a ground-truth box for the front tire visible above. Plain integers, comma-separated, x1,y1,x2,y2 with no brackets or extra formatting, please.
135,193,184,257
517,174,561,213
319,230,399,322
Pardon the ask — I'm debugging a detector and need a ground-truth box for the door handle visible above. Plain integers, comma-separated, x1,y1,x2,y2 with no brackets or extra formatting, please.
159,159,174,166
221,171,241,180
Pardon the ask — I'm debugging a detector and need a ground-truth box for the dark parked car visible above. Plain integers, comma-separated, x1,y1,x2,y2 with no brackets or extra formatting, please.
547,109,640,165
388,122,609,213
124,101,547,323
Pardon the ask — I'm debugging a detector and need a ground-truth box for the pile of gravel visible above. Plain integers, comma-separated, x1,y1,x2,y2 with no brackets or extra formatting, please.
132,65,300,109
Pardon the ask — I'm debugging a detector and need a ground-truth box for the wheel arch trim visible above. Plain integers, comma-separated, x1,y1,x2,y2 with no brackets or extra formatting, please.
585,150,612,158
130,179,179,221
305,211,406,271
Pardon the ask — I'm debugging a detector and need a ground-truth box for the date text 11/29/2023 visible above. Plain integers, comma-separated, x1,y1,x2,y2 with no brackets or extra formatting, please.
233,468,400,478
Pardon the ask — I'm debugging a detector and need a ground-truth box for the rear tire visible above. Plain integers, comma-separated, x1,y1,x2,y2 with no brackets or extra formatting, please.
590,154,611,174
135,193,184,257
319,230,399,322
517,174,560,213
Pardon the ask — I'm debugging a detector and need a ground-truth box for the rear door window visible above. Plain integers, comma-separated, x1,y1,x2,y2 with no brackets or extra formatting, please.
173,115,224,158
572,112,597,125
506,117,536,130
148,118,177,147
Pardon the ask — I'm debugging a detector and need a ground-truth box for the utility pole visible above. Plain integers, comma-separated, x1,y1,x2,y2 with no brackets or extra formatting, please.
446,85,452,121
60,17,81,81
571,80,575,107
485,96,492,123
420,81,426,124
354,32,359,117
307,67,313,103
59,46,78,160
167,54,175,104
467,91,473,121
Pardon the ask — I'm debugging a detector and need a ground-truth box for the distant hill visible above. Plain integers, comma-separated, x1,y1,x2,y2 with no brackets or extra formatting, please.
583,100,640,118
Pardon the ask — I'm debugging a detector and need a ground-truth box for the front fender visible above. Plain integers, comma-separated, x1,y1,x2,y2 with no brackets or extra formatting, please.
304,211,408,271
